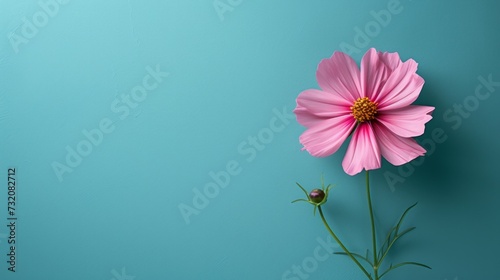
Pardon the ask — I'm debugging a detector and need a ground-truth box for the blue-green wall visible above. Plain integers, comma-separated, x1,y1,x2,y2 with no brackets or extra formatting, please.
0,0,499,279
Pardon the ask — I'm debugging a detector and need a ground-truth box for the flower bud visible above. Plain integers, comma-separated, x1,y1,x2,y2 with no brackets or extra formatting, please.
309,189,325,203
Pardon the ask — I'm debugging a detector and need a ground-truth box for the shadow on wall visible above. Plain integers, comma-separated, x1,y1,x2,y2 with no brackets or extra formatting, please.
380,68,499,199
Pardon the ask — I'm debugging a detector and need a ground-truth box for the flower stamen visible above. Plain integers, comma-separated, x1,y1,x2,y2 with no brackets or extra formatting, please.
350,97,378,123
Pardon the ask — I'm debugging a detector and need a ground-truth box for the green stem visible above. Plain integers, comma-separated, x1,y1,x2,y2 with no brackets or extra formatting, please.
318,206,372,280
366,170,379,279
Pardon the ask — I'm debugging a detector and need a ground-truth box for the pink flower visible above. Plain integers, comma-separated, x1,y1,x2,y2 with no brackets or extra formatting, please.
294,48,434,175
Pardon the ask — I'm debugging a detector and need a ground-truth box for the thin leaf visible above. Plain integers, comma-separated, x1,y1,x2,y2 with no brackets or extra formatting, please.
396,227,416,239
395,202,418,234
334,252,373,266
377,203,418,266
378,226,417,267
295,182,309,197
378,227,397,260
291,198,308,204
379,261,431,279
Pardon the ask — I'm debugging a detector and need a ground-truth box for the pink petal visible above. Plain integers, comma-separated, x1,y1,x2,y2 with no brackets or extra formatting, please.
375,59,424,111
317,51,362,103
342,123,381,175
373,122,426,166
294,89,352,127
379,51,401,71
377,105,434,137
299,114,356,157
360,48,391,101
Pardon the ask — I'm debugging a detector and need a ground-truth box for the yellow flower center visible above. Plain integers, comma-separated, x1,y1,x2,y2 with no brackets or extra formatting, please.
350,97,378,123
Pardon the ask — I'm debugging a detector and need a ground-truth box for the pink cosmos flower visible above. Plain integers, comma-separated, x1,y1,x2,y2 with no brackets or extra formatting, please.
294,48,434,175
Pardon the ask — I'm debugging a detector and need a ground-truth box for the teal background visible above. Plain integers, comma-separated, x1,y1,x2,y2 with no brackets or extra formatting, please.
0,0,499,279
